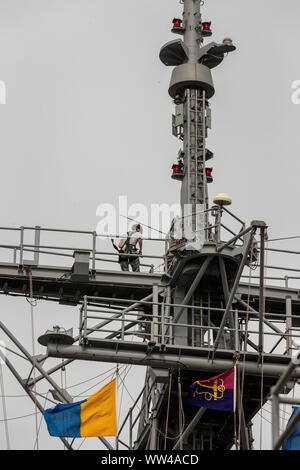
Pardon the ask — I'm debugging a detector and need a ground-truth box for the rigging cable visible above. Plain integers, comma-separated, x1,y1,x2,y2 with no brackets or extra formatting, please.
0,410,41,422
73,364,126,398
177,369,184,450
1,345,29,362
0,359,10,449
259,238,268,450
238,230,255,448
28,268,39,450
119,214,167,236
33,391,49,450
164,369,172,450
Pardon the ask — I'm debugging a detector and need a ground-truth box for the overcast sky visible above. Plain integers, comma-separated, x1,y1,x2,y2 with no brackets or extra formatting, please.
0,0,300,450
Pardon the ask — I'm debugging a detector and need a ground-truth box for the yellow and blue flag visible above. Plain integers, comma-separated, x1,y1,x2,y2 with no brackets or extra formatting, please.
44,379,117,438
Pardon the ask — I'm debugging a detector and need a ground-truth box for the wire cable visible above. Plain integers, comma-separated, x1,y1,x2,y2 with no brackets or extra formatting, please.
28,268,39,450
73,365,126,398
0,411,42,422
0,361,10,449
33,392,49,450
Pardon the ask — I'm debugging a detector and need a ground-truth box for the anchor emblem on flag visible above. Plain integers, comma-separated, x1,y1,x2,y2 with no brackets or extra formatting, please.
187,367,236,411
193,378,226,401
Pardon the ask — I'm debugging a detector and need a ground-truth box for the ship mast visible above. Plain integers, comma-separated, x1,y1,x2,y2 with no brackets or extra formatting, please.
161,0,235,246
2,0,300,452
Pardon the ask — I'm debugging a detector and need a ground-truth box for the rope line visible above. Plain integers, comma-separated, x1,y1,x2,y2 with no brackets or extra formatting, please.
0,361,10,449
238,230,255,448
164,370,172,450
28,268,39,450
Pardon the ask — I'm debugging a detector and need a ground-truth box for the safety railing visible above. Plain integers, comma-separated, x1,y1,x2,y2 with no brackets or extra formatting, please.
0,225,166,273
167,205,246,250
0,210,247,276
78,294,300,357
116,373,155,450
0,215,298,285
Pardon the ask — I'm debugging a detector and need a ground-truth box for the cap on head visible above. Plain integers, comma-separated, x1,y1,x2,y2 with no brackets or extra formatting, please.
132,223,142,232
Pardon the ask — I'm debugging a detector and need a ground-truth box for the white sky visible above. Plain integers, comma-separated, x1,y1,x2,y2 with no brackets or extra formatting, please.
0,0,300,450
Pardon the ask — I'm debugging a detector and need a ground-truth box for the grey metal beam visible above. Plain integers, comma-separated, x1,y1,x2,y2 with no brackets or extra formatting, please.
46,342,300,378
219,257,235,348
213,233,254,352
235,297,285,337
237,282,300,304
0,321,69,403
173,407,206,450
173,257,213,324
0,321,114,451
28,290,163,387
258,225,267,354
0,348,73,450
217,226,252,252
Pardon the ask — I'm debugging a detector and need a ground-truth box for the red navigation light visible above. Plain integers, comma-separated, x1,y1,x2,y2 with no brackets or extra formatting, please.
202,21,211,31
172,162,184,180
206,167,213,183
173,18,182,28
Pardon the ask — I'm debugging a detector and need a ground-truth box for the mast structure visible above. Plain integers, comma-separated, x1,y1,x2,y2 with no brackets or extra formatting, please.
162,0,235,243
1,0,300,451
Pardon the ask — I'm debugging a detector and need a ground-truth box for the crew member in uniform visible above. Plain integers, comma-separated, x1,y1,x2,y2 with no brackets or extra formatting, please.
118,224,143,272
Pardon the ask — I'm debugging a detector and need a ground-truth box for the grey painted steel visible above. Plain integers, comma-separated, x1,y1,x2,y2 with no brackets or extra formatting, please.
278,394,300,405
213,232,254,352
0,347,73,450
0,263,162,284
217,226,252,252
286,296,293,355
0,321,114,450
151,284,159,344
183,0,202,63
47,342,300,378
272,394,280,448
0,320,70,404
159,39,189,66
173,256,213,325
173,407,206,450
168,63,214,99
235,297,285,337
259,226,266,353
219,257,235,348
237,282,300,303
29,291,161,387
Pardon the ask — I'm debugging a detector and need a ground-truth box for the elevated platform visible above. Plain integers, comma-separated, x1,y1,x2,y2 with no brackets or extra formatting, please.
0,261,298,324
0,262,163,305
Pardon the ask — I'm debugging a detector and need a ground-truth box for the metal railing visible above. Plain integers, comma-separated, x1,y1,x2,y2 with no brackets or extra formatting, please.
78,293,300,357
0,225,166,273
0,213,298,286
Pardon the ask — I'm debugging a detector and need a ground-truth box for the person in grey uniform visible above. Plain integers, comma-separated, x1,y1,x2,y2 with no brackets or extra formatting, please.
118,224,143,272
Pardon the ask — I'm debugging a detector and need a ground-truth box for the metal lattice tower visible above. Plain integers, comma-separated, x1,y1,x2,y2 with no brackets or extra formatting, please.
161,0,235,238
1,0,300,452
